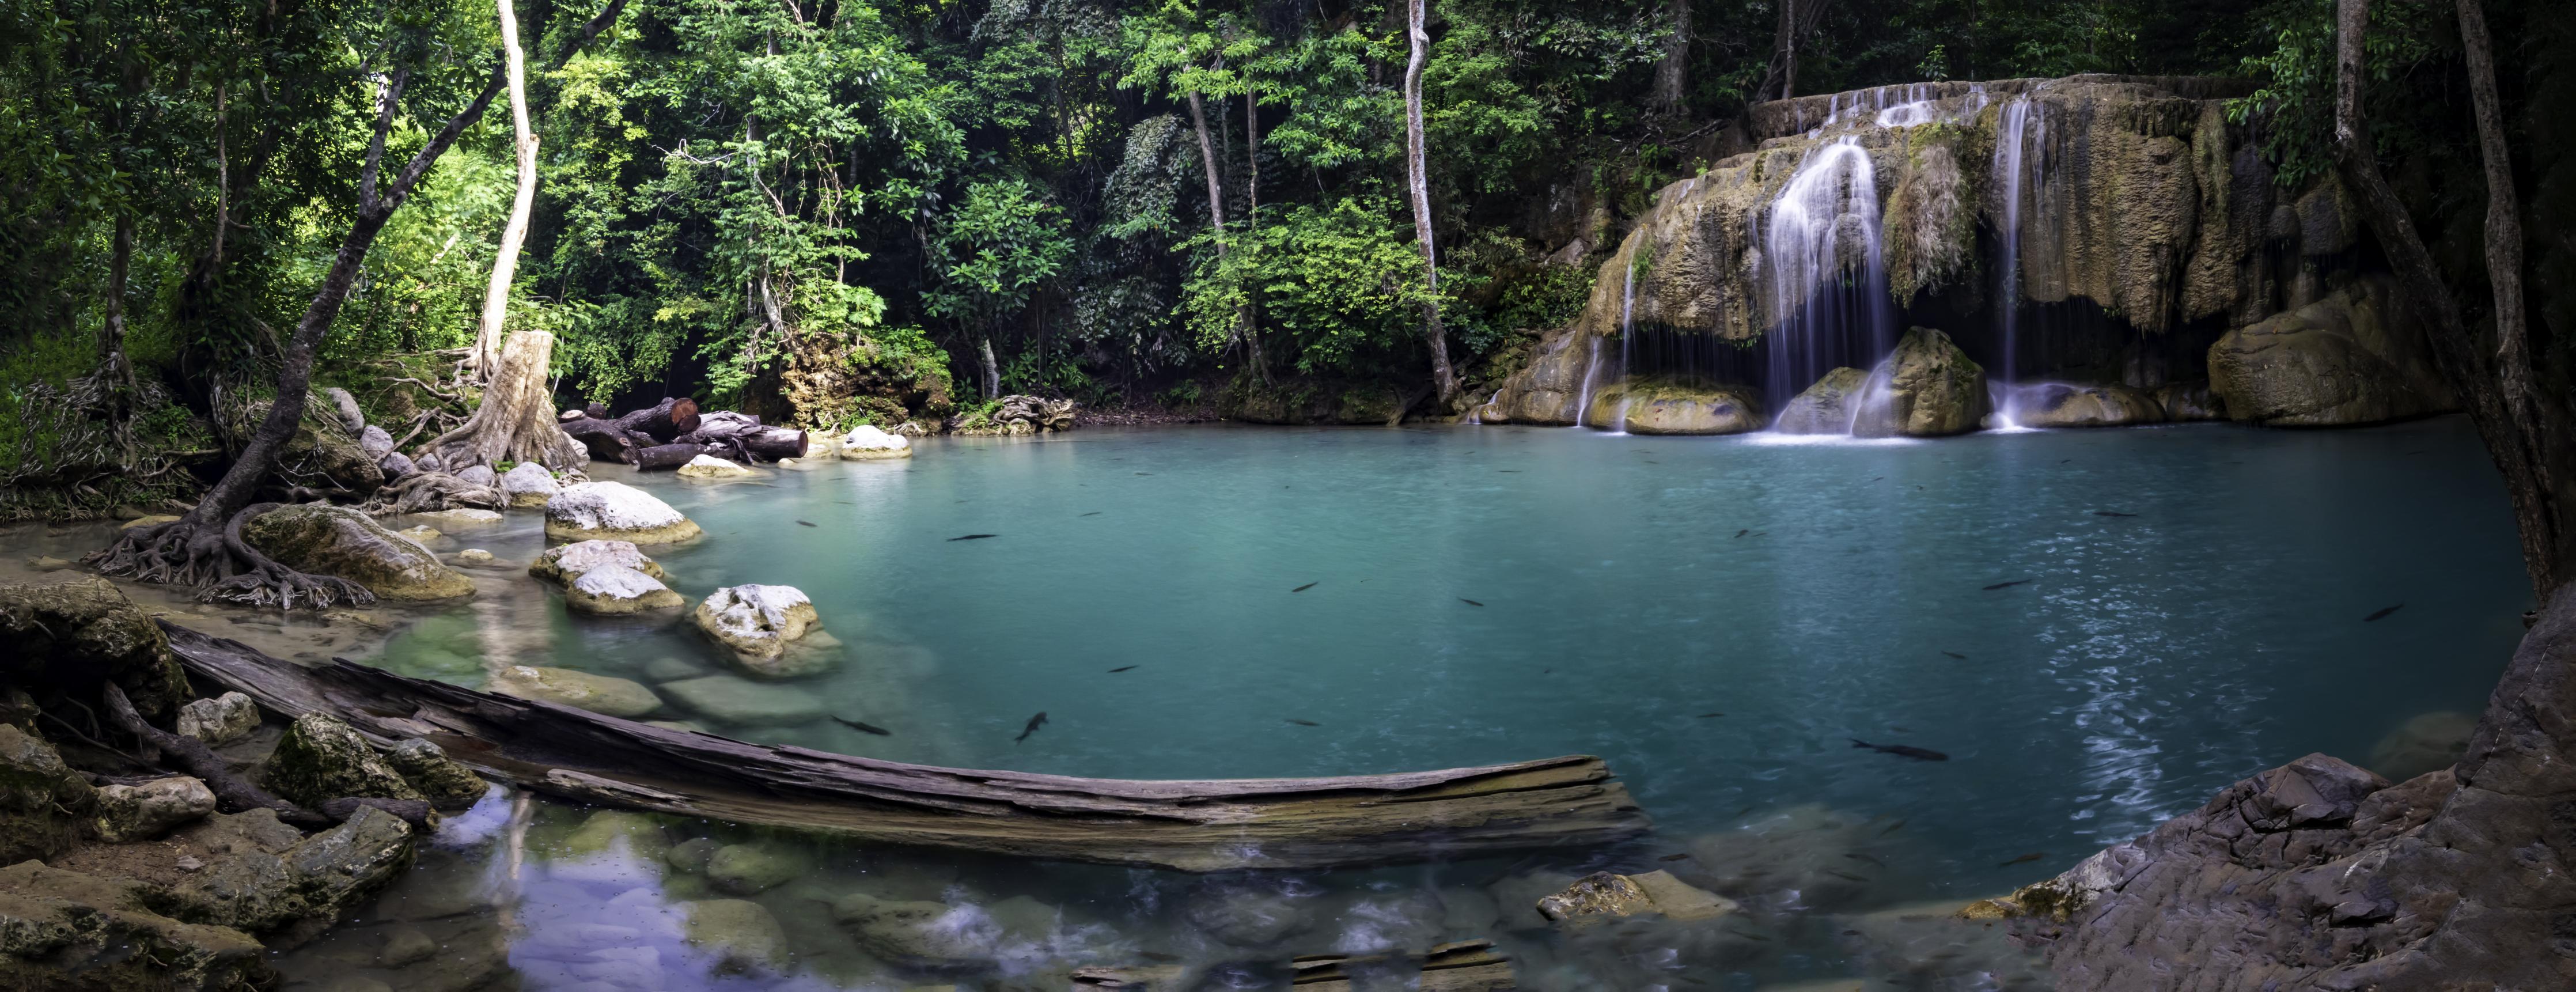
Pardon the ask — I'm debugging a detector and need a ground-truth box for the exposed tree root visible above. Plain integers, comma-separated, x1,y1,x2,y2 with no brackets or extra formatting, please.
101,683,430,828
357,471,506,516
86,502,376,610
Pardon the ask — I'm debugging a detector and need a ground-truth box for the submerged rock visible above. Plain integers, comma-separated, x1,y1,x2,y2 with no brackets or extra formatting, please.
160,805,419,934
176,692,263,745
486,665,662,718
831,892,1006,970
382,739,488,811
558,809,672,861
0,725,99,864
2010,383,2166,428
676,454,757,479
1535,870,1735,924
839,424,913,460
706,842,808,895
1584,380,1766,435
498,462,560,508
682,899,787,970
564,566,685,615
529,539,668,584
2366,710,2477,783
414,508,503,530
691,585,824,669
262,713,425,808
1775,368,1872,434
1669,804,1892,911
656,676,825,726
2207,274,2454,427
0,577,194,720
544,481,702,543
244,504,475,601
1184,886,1316,948
95,776,217,843
1854,328,1988,437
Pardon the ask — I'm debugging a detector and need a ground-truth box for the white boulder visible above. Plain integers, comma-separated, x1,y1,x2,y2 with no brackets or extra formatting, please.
676,454,757,479
174,692,261,745
531,539,668,584
565,565,685,615
838,425,911,460
544,481,702,543
499,462,562,508
691,585,824,671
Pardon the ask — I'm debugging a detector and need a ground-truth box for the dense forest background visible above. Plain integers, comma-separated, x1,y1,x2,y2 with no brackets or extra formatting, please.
5,0,2571,517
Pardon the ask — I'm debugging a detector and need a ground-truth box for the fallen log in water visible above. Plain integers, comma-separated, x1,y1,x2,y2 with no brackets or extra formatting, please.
164,623,1650,870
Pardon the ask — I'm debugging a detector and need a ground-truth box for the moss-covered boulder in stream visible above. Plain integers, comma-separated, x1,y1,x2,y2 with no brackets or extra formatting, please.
1855,328,1989,437
260,713,424,808
2207,274,2456,427
1581,380,1765,434
0,577,194,720
0,725,99,864
243,504,474,601
1775,368,1872,434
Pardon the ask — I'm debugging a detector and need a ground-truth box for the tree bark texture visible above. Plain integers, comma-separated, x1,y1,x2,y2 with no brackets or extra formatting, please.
1404,0,1459,407
426,329,589,471
1185,88,1227,254
469,0,540,380
1756,0,1829,104
1651,0,1691,113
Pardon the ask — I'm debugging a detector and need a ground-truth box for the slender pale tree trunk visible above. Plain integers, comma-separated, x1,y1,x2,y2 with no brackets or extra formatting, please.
1651,0,1691,114
469,0,539,381
1185,89,1226,252
1405,0,1457,408
101,214,138,402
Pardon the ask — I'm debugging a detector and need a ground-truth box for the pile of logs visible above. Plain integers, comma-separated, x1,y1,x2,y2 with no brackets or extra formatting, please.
556,397,808,469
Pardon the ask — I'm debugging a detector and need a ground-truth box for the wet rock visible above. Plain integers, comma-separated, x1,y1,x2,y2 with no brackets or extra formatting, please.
839,424,913,460
2366,710,2477,783
163,806,419,934
2207,274,2454,427
244,504,475,601
831,892,1004,970
176,691,262,745
531,539,669,585
545,481,703,543
96,775,218,843
657,676,825,726
414,508,503,530
558,810,673,861
453,548,494,566
486,665,662,718
1776,368,1872,433
677,454,757,479
0,861,274,990
2152,381,2226,421
1534,872,1652,922
706,841,807,895
642,656,705,681
382,739,488,811
0,576,194,719
498,462,560,508
565,566,686,615
1583,380,1766,435
666,836,722,874
1670,804,1891,911
683,898,787,969
24,555,71,571
1854,327,1989,437
394,524,443,545
285,805,421,922
0,725,99,863
692,584,825,670
454,465,497,489
379,925,437,965
1184,886,1316,947
2010,383,2166,429
261,713,425,808
123,513,184,529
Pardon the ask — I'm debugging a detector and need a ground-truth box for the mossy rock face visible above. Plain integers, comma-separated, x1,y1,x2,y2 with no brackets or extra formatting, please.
2207,275,2456,427
0,860,275,991
1855,328,1989,437
1775,368,1873,434
0,726,99,864
243,505,474,601
260,713,423,808
382,739,488,811
1581,380,1765,435
2014,383,2168,428
0,577,193,720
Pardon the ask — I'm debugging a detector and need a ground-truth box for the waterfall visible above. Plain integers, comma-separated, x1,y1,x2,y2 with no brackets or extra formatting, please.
1990,96,2045,428
1759,138,1893,425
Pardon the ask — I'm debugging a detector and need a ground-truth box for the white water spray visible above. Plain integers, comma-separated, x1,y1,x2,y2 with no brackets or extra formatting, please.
1990,96,2045,427
1759,138,1894,429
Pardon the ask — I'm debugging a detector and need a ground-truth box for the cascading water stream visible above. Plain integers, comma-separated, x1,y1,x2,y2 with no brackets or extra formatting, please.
1759,138,1895,432
1990,95,2046,429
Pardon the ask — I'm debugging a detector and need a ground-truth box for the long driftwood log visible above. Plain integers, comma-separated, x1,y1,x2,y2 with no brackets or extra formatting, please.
162,623,1651,871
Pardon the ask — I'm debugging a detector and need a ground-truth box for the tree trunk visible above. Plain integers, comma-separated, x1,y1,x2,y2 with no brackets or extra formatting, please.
559,416,643,463
1651,0,1691,115
1244,86,1267,383
979,335,1001,399
100,214,138,403
1185,88,1227,260
2333,0,2574,599
1756,0,1827,104
426,329,589,471
632,443,710,470
615,396,701,441
1404,0,1458,408
467,0,540,381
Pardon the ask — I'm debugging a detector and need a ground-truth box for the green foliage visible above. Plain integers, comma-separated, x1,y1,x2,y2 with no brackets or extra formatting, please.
2227,0,2441,189
1184,194,1446,376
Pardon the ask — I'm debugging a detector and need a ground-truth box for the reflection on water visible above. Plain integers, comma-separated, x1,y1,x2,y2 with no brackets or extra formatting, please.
328,417,2529,987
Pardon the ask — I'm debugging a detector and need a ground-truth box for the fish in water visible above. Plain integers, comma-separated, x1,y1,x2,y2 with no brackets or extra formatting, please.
1999,852,2047,867
1285,718,1319,727
1137,952,1181,963
949,534,998,542
1941,651,1966,660
1292,582,1317,592
1982,579,2032,590
1014,712,1048,743
832,717,891,736
1660,853,1692,861
795,520,818,527
1108,665,1137,673
1734,529,1749,538
1080,512,1103,517
1460,598,1484,607
1696,712,1725,718
1497,470,1521,473
2092,510,2137,517
1851,739,1949,761
1871,476,1884,482
1135,472,1153,476
2365,604,2404,622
